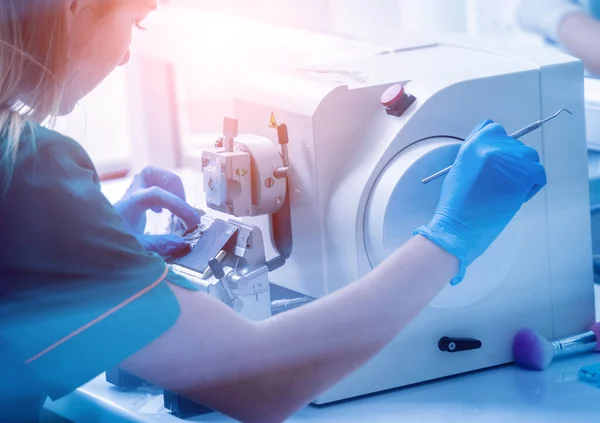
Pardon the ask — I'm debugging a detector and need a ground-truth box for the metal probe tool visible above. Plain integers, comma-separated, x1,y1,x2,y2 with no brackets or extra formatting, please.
421,108,573,184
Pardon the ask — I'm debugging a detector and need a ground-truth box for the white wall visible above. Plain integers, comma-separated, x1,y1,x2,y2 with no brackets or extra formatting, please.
162,0,330,31
43,0,561,177
125,0,547,170
329,0,402,38
329,0,539,39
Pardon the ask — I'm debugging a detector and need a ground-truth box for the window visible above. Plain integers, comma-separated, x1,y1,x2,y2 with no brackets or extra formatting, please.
52,68,132,180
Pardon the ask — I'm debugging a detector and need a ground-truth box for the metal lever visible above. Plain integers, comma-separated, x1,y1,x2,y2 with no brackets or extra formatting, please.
209,258,244,311
274,123,292,179
226,262,275,290
421,109,573,184
222,117,238,152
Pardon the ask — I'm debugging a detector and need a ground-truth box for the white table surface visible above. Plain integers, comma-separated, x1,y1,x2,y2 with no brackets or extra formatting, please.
44,316,600,423
44,173,600,423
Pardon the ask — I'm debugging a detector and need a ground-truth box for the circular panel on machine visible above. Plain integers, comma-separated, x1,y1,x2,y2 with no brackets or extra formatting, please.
364,137,522,309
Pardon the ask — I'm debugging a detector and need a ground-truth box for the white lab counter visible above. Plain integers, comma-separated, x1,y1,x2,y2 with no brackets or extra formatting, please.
43,173,600,423
43,298,600,423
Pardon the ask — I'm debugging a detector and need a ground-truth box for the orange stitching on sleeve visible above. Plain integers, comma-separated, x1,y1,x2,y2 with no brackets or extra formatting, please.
24,266,169,364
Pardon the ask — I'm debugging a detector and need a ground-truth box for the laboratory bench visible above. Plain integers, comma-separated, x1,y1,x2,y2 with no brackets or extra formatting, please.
42,286,600,423
40,174,600,422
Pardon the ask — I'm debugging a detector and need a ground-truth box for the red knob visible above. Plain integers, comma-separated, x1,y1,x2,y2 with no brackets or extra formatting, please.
380,83,416,117
381,84,406,108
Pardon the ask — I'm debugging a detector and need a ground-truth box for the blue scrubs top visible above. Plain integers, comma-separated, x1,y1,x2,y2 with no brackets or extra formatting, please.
0,124,190,420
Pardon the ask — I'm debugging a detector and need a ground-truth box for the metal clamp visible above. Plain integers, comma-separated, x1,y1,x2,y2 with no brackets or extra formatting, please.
209,259,244,312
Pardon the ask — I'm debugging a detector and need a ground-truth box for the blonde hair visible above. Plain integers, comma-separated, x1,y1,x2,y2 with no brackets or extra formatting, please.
0,0,71,196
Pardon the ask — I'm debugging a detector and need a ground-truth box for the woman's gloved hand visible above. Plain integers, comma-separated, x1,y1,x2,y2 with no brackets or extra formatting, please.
114,166,203,256
517,0,584,42
414,120,547,285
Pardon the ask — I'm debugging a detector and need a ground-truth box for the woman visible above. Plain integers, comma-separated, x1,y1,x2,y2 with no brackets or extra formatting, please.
518,0,600,76
0,1,546,422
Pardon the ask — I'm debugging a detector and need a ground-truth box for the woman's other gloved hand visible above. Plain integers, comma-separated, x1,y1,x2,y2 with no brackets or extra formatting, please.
114,166,202,256
517,0,584,42
415,120,547,285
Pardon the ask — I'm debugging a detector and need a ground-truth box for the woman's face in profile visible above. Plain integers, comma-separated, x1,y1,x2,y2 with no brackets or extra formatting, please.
60,0,156,114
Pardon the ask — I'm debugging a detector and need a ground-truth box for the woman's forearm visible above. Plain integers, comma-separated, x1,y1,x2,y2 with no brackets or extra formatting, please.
249,235,458,421
559,12,600,76
122,235,458,423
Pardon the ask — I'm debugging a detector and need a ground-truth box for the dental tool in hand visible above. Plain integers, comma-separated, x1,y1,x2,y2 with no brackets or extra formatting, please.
421,109,573,184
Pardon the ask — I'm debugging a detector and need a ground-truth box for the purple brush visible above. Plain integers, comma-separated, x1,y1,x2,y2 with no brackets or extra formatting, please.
513,323,600,371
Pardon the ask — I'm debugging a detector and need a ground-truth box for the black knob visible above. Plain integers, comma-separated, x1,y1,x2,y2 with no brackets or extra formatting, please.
208,259,225,280
267,256,286,272
438,337,482,353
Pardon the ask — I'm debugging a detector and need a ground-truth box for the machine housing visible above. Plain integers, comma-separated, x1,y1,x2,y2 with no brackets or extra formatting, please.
224,35,596,404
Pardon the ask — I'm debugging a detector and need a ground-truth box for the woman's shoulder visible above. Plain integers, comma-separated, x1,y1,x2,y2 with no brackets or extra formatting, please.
29,124,92,161
7,123,100,197
18,123,95,172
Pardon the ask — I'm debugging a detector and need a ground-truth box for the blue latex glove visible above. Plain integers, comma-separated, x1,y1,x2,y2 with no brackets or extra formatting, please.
414,120,547,285
114,166,202,256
